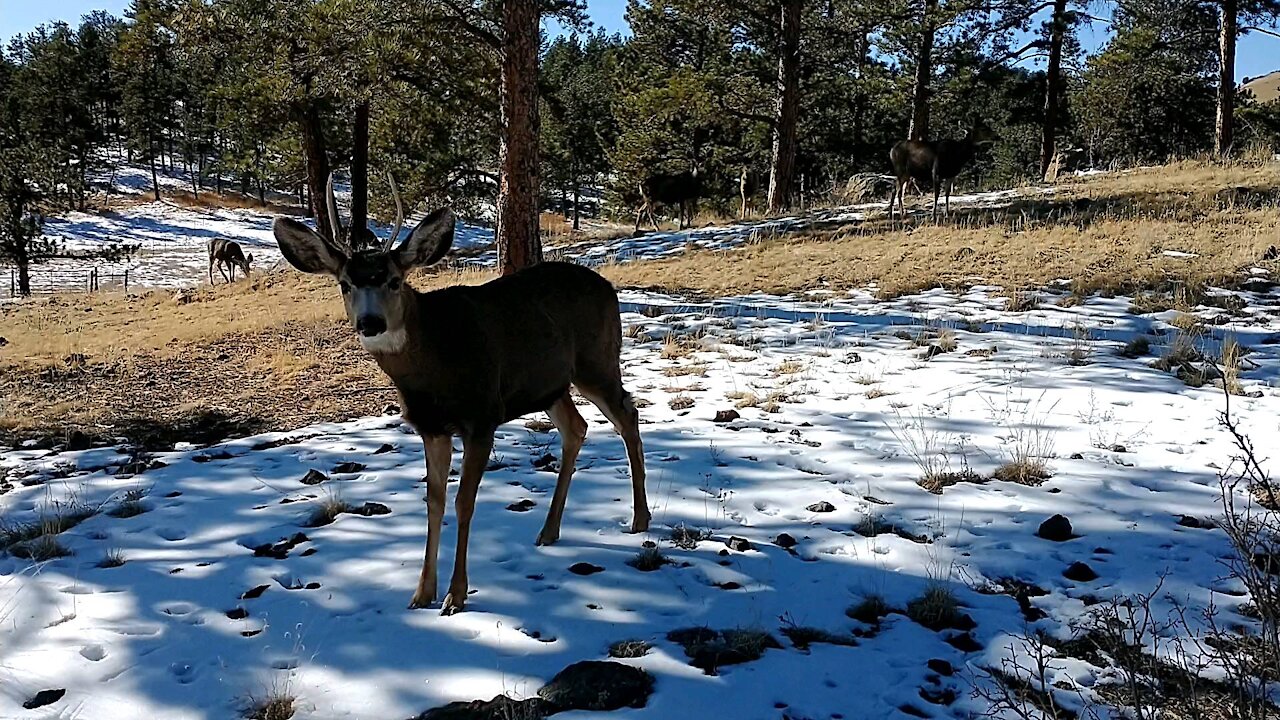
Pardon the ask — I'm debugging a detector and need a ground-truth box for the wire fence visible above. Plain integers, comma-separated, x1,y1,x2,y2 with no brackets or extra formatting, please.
2,266,132,299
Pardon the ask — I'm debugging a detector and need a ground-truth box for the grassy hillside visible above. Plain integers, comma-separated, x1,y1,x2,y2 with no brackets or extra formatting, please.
1244,69,1280,103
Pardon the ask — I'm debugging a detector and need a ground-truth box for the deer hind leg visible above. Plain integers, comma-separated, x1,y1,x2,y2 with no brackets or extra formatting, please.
410,434,451,609
537,392,588,546
577,383,650,534
218,261,230,284
441,429,494,615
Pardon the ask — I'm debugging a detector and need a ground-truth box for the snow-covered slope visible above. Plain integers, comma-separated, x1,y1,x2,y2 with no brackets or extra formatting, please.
2,286,1277,719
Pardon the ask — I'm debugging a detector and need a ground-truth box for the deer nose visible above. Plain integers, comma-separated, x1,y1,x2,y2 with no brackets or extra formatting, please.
356,315,386,337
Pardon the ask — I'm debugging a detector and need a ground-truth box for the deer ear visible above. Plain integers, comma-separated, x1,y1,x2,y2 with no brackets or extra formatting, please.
395,207,455,269
273,218,345,275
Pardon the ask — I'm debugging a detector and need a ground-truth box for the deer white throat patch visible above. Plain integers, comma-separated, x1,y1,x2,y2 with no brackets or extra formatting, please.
359,328,408,354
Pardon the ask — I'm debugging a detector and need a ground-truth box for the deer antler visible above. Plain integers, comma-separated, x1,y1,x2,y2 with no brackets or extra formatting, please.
326,172,347,252
383,171,405,252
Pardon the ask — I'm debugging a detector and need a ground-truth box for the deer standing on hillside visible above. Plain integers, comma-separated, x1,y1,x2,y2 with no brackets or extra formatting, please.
635,170,702,232
272,175,651,615
888,126,994,221
208,238,253,284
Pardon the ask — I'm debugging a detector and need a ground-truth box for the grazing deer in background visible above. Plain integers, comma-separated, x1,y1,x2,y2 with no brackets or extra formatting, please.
739,167,761,220
272,174,650,615
208,238,253,284
888,125,995,221
635,170,702,232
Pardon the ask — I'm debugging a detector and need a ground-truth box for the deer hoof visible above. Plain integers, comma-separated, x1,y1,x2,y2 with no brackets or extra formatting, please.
535,528,560,546
408,590,436,610
440,593,465,616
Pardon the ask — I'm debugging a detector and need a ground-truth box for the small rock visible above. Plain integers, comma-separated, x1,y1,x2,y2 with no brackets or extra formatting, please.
926,659,953,676
172,289,193,305
775,533,797,549
331,461,365,475
240,585,270,600
66,430,92,451
1069,452,1084,460
1178,515,1211,529
532,453,557,469
300,469,328,485
226,607,248,620
0,336,8,347
415,696,548,720
807,501,836,513
373,443,396,454
1037,514,1074,542
354,502,391,516
538,660,655,711
945,632,983,653
726,536,752,552
568,562,604,576
506,499,536,512
1064,561,1099,582
383,403,400,415
717,548,729,556
713,409,740,423
1110,444,1127,453
23,689,66,710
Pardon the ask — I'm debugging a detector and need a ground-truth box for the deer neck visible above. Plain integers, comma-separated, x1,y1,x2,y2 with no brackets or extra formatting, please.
360,289,429,379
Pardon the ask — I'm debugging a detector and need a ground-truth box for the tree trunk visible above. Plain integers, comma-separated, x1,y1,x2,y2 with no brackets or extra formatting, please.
767,0,802,213
17,259,31,297
496,0,543,276
301,102,334,241
908,0,936,141
149,135,160,201
1039,0,1068,179
1215,0,1237,156
350,100,370,247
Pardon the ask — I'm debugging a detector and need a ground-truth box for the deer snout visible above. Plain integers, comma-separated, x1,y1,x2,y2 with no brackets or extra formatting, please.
356,315,387,337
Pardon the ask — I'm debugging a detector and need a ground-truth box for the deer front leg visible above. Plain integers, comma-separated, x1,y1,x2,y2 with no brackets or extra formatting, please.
410,434,452,609
441,430,494,615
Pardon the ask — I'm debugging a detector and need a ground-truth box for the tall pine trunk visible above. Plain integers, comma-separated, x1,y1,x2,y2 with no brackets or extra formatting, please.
1215,0,1237,156
908,0,936,140
1039,0,1068,178
496,0,543,276
767,0,802,213
350,101,370,246
149,133,160,201
301,102,334,241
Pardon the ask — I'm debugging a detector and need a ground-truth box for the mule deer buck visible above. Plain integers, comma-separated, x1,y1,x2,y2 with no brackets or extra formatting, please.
272,174,651,615
634,170,702,232
208,238,253,284
888,125,995,221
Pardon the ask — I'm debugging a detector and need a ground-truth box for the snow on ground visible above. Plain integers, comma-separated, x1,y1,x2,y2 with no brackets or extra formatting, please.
9,161,1056,295
3,283,1279,719
18,201,495,294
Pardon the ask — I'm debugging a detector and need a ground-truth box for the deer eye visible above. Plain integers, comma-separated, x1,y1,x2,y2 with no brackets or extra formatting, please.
387,277,402,291
339,280,351,294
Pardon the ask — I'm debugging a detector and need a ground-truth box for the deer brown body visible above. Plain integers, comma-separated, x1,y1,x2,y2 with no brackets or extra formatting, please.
635,171,702,232
208,238,253,283
888,128,992,221
272,177,649,615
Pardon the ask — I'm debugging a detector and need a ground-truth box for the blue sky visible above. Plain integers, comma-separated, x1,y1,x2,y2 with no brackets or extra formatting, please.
2,0,1275,81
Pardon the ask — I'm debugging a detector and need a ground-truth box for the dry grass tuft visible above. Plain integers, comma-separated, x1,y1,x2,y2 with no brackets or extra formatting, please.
668,394,695,411
98,548,126,568
627,545,671,571
1119,335,1151,358
846,594,895,625
306,493,353,528
247,693,295,720
608,639,653,658
906,583,965,631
